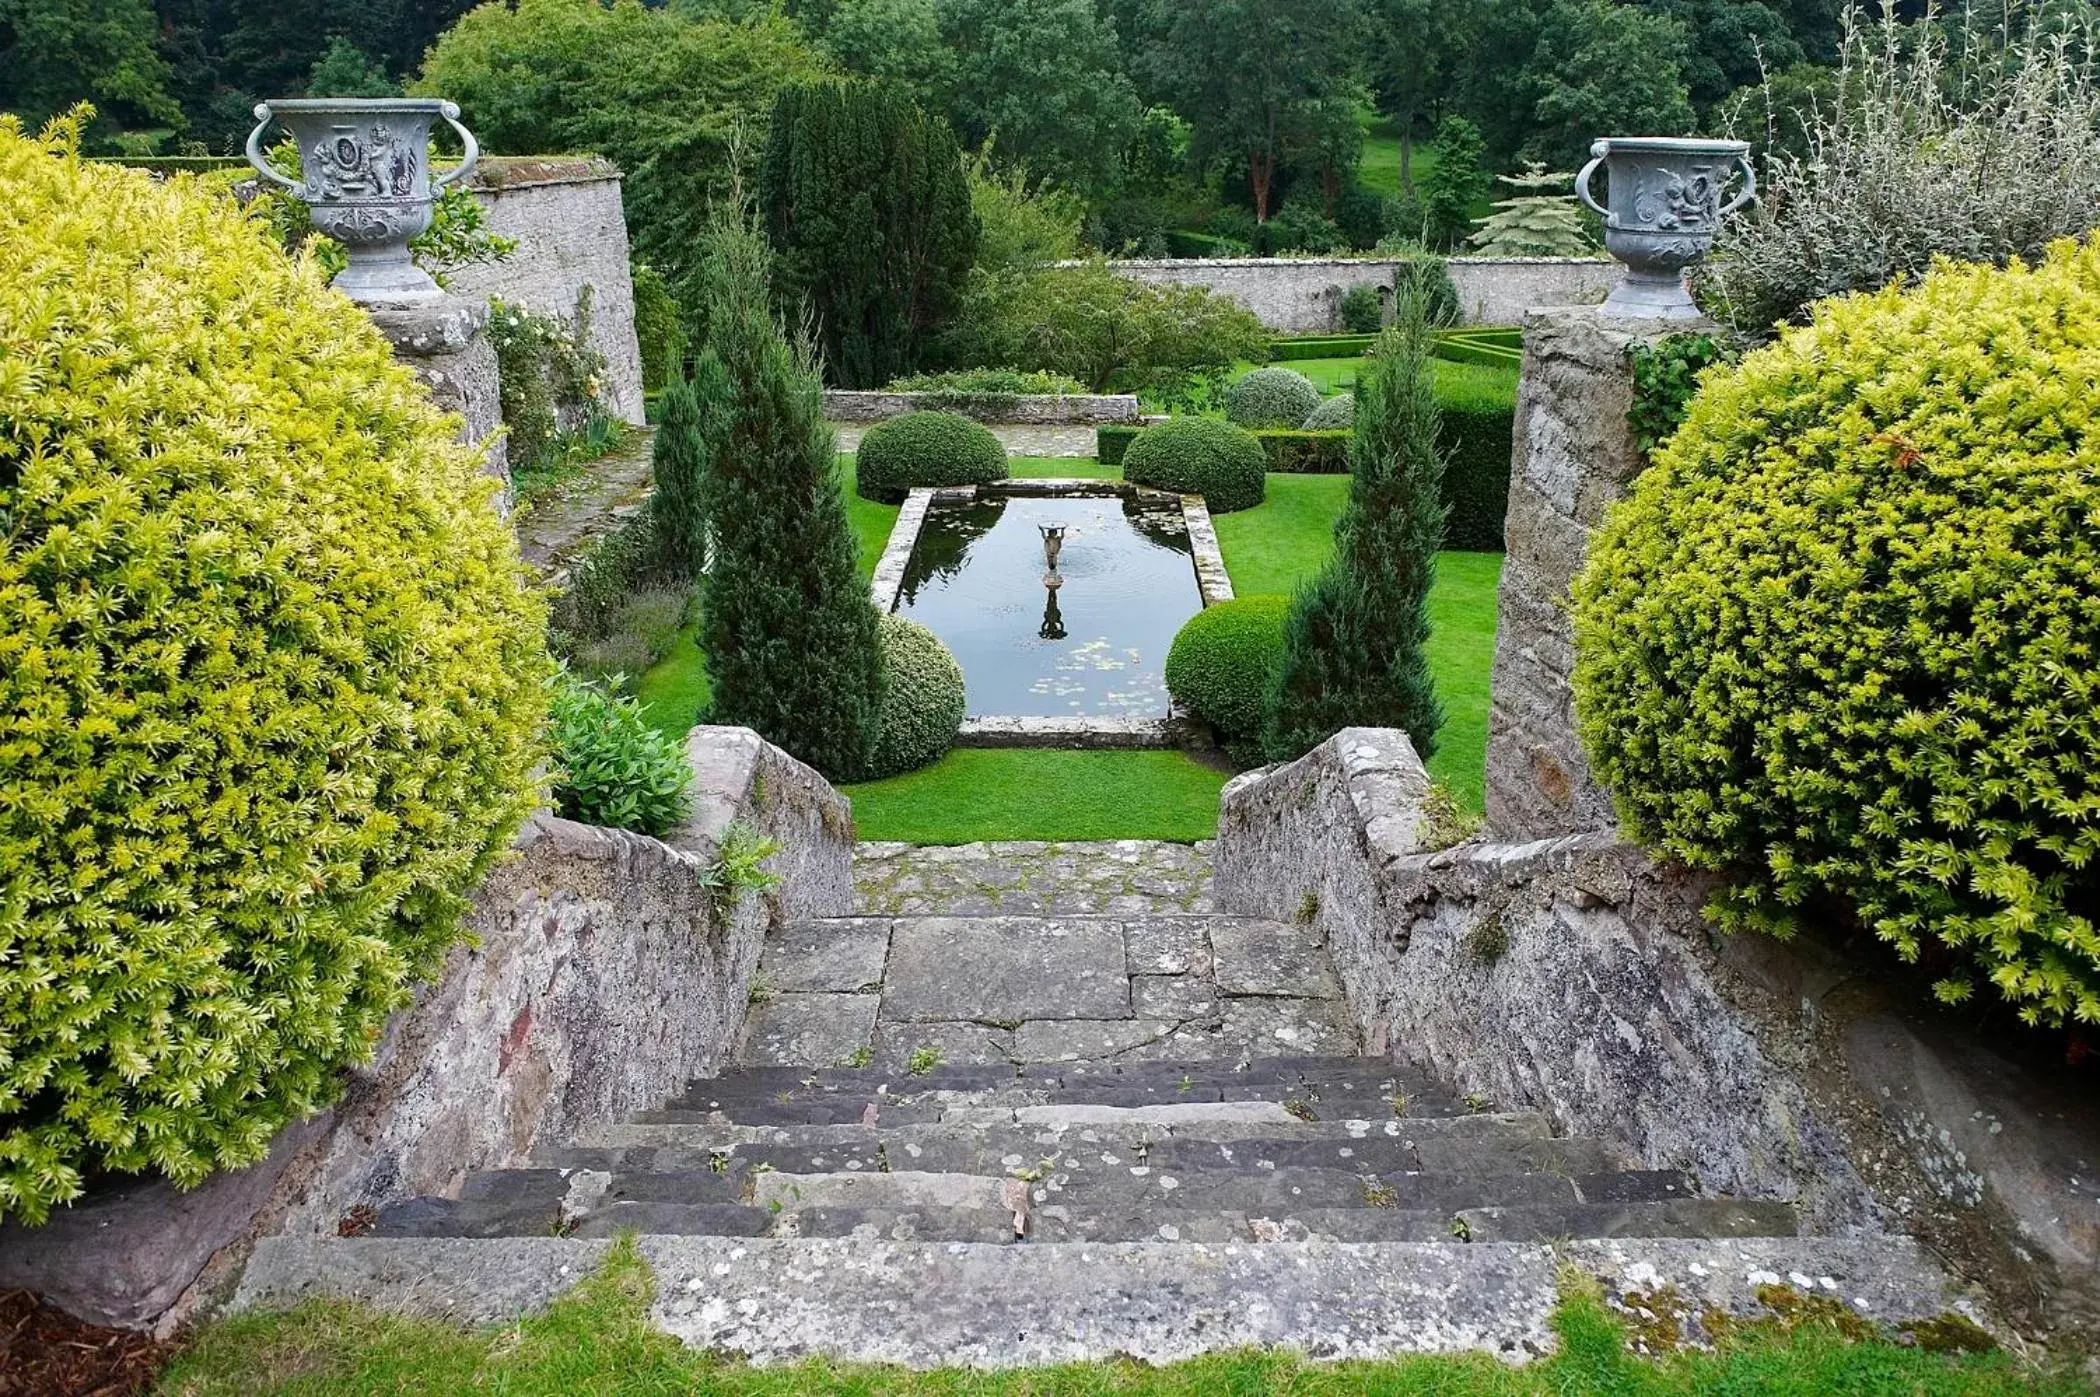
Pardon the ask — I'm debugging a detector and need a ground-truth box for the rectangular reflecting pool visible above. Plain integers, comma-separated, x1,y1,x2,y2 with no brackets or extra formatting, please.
892,489,1203,717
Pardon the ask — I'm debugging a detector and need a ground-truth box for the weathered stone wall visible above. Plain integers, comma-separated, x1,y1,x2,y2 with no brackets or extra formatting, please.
0,727,853,1332
445,157,646,426
1484,307,1685,838
1216,728,2100,1337
368,294,508,489
1104,257,1616,331
823,390,1142,424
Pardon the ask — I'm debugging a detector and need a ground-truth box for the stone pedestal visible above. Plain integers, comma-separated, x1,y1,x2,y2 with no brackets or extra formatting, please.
365,294,509,493
1483,306,1705,839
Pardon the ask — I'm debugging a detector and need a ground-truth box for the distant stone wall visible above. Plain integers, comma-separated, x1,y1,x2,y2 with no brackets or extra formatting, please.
446,157,646,425
823,390,1142,424
1216,728,2100,1337
1105,257,1616,332
0,728,853,1333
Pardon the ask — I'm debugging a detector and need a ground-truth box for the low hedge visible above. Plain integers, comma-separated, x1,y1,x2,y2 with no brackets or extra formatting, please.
1165,597,1290,759
1122,418,1267,513
1440,380,1517,551
855,410,1009,503
1097,423,1142,466
1271,334,1378,361
1254,429,1352,473
1434,337,1523,371
868,614,967,779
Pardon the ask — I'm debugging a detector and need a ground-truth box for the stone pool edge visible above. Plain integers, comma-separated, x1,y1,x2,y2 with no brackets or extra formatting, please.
868,480,1226,752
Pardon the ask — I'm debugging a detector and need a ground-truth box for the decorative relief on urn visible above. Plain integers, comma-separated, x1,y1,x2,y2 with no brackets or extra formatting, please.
1577,136,1755,320
247,98,480,305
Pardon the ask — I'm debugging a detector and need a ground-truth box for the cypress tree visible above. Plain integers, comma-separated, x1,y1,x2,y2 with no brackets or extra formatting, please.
647,367,714,583
695,215,884,780
1263,297,1447,763
760,79,977,389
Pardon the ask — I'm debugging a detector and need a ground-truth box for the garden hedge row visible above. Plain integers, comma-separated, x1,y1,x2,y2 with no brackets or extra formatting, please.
1098,423,1142,465
1254,429,1352,473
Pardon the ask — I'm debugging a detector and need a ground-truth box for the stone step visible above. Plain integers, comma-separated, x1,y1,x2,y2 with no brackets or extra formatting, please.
639,1086,1471,1128
1455,1198,1801,1242
234,1233,1970,1367
684,1055,1425,1100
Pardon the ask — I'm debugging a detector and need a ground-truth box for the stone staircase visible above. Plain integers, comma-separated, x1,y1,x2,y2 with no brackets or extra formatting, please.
232,841,1966,1365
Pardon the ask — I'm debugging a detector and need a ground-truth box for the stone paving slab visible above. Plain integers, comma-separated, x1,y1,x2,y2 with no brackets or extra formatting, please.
853,842,1214,916
738,993,878,1068
1125,921,1212,976
760,920,892,994
870,1022,1014,1073
236,1234,1972,1368
1210,921,1342,999
1011,1018,1180,1063
882,918,1131,1024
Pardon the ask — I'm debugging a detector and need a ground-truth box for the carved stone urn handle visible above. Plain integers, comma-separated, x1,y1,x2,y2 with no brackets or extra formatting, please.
431,102,481,192
244,102,304,193
1575,144,1610,220
1720,151,1758,216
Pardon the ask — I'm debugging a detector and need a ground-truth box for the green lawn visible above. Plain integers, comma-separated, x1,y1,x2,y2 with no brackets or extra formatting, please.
843,749,1228,845
1213,475,1501,808
158,1238,2059,1396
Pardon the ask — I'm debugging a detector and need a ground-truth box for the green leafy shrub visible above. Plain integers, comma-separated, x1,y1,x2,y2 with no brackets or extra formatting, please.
888,369,1089,396
855,411,1010,503
1395,255,1463,328
1303,395,1356,431
868,615,968,780
1255,429,1352,473
1225,367,1323,430
0,120,548,1223
1097,424,1142,466
548,669,695,835
1628,332,1733,455
1438,373,1516,551
488,293,610,480
1165,597,1290,760
1339,283,1384,334
1572,240,2100,1026
1122,418,1267,514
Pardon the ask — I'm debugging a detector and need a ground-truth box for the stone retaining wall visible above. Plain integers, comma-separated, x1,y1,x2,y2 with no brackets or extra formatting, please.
1105,257,1617,332
1215,728,2099,1337
824,390,1142,424
445,157,646,426
0,728,853,1333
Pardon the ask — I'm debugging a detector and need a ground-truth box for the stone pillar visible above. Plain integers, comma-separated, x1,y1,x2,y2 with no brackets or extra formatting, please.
1483,306,1703,838
366,295,509,494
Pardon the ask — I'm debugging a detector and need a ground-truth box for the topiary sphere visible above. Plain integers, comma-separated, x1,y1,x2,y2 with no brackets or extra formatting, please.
855,410,1009,503
1165,597,1290,746
1122,418,1267,514
1225,367,1323,430
1302,394,1356,431
0,119,550,1222
1573,239,2100,1027
867,614,967,779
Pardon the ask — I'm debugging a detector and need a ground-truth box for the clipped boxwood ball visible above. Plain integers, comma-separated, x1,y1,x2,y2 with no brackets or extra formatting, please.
1165,597,1290,744
869,614,967,779
1225,367,1322,429
1122,418,1267,513
855,410,1008,503
1573,239,2100,1028
1302,393,1356,431
0,119,550,1223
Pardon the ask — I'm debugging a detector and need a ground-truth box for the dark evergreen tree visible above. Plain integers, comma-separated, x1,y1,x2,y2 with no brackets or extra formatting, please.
648,367,715,583
694,215,884,780
759,79,975,389
1263,297,1447,763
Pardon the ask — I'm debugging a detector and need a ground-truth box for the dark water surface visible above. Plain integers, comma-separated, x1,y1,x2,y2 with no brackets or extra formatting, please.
893,492,1203,717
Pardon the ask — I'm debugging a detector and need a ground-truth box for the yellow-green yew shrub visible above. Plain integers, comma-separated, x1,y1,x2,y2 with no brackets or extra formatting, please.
1573,240,2100,1026
0,116,551,1223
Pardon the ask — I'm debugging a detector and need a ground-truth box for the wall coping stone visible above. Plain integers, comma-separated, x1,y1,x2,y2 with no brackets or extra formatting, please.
823,390,1142,425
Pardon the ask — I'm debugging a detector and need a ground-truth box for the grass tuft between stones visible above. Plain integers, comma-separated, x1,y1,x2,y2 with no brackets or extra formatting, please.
157,1239,2074,1395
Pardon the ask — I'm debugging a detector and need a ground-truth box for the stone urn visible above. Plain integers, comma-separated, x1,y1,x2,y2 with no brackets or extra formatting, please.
246,98,480,304
1576,136,1754,320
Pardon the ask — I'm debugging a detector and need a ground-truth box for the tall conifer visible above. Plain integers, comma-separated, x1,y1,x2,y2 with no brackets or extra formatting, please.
695,216,884,779
1263,297,1447,762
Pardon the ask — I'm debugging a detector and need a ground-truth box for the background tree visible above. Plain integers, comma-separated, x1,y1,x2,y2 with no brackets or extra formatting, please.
1523,0,1696,167
693,216,884,780
760,79,977,388
938,0,1140,198
306,36,398,98
820,0,955,110
1468,162,1594,255
1146,0,1365,222
1418,115,1489,249
0,0,179,145
416,0,826,300
1367,0,1475,191
1264,301,1446,763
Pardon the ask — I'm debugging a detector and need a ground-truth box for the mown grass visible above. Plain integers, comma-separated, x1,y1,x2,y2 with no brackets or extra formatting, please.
842,749,1229,845
157,1239,2070,1396
1246,355,1518,403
